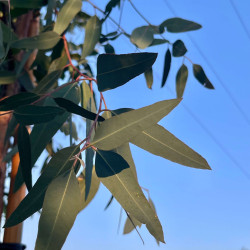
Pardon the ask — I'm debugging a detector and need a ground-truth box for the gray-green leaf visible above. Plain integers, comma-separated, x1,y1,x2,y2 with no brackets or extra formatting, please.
130,26,154,49
176,64,188,98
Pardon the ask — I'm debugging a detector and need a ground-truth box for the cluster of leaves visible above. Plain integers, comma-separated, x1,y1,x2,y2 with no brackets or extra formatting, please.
0,0,213,248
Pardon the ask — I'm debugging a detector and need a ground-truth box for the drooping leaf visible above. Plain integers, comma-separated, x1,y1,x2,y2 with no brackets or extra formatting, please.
11,31,61,50
53,97,104,122
10,0,47,8
95,150,165,242
161,49,171,87
13,105,65,125
193,64,214,89
104,43,115,54
81,16,102,59
5,145,79,228
0,71,17,85
35,169,81,250
130,124,211,170
104,195,114,210
172,40,187,57
123,214,142,234
97,53,157,92
160,17,202,33
0,92,40,111
80,81,91,109
78,166,100,211
33,70,62,94
17,125,32,191
176,64,188,98
104,0,120,15
91,99,180,150
14,84,80,192
130,26,154,49
144,67,153,89
48,51,68,73
54,0,82,35
85,96,96,200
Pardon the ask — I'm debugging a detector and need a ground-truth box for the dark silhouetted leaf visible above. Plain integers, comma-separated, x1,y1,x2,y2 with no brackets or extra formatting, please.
131,124,211,170
14,105,65,125
0,92,40,111
104,43,115,54
193,64,214,89
0,71,17,85
0,23,4,59
10,0,47,8
105,0,120,14
79,166,100,211
160,17,202,33
18,125,32,191
53,97,104,122
176,64,188,98
130,26,154,49
172,40,187,57
91,99,180,150
35,169,81,250
97,53,157,92
54,0,82,35
95,150,165,242
5,145,79,228
0,21,18,43
33,70,62,94
104,195,114,210
144,67,153,89
11,31,60,50
81,16,102,59
161,49,171,87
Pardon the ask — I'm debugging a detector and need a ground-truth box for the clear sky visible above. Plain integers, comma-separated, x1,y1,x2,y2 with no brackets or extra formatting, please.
21,0,250,249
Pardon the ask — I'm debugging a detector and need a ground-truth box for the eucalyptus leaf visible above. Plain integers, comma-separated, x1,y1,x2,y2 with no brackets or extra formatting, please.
54,0,82,35
123,215,142,234
160,17,202,33
10,0,47,8
14,105,65,125
0,71,17,85
35,169,81,250
149,39,169,47
95,150,165,242
176,64,188,98
193,64,214,89
161,49,171,87
0,92,40,111
0,23,5,59
11,31,61,50
97,53,157,92
172,40,187,57
81,16,102,59
91,99,181,150
5,145,80,228
18,124,32,191
144,67,153,89
130,26,154,49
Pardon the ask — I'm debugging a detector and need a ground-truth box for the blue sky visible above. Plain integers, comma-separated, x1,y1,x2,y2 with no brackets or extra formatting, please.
22,0,250,249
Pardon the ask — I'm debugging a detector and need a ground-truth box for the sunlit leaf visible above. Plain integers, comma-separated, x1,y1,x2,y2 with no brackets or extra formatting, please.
18,124,32,191
81,16,102,59
54,0,82,35
53,97,104,122
160,17,202,33
5,145,79,228
176,64,188,98
92,99,180,150
161,49,171,87
123,215,142,234
0,92,40,111
130,26,154,49
172,40,187,57
95,150,165,242
144,67,153,89
131,124,211,170
193,64,214,89
11,31,61,50
48,52,68,73
97,53,157,92
35,169,81,250
78,166,100,211
0,71,17,85
14,105,65,125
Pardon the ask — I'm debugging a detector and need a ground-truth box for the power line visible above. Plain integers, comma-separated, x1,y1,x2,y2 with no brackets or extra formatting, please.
229,0,250,41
